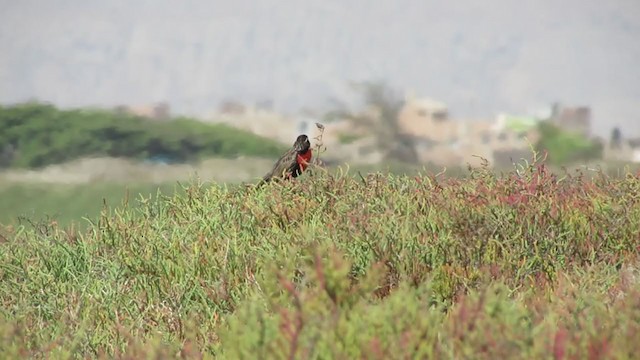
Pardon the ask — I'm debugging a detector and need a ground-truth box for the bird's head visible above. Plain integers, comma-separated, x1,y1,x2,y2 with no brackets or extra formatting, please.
293,134,311,153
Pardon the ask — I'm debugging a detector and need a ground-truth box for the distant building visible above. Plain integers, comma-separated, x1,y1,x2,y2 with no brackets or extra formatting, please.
218,100,247,115
397,96,450,139
115,102,171,120
396,95,541,167
203,94,543,167
549,103,591,137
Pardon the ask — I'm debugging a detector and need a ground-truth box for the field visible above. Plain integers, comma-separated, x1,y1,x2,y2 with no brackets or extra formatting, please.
0,156,438,228
0,156,279,227
1,154,639,359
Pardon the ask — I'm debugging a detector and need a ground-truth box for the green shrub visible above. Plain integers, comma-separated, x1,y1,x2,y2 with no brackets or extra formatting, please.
0,102,287,168
535,122,602,164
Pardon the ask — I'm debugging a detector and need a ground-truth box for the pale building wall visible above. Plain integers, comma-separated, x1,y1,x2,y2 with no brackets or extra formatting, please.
397,97,534,151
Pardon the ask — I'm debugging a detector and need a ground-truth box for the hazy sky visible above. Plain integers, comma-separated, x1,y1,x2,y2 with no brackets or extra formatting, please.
1,0,639,137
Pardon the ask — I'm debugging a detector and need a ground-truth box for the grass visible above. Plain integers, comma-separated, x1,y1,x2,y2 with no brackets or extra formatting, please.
1,154,637,230
0,182,182,228
0,153,639,358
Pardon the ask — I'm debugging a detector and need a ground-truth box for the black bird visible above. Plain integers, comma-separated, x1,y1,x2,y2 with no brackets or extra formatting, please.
258,134,312,186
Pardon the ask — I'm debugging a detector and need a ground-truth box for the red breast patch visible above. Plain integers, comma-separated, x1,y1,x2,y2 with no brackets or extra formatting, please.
296,149,312,171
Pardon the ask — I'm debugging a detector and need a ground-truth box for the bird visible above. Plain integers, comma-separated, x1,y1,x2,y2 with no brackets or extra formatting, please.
258,134,312,186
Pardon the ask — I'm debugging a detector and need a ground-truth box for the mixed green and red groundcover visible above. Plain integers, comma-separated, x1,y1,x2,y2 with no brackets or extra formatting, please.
1,155,639,359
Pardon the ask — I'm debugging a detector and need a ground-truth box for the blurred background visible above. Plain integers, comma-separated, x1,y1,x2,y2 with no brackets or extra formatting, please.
1,0,639,226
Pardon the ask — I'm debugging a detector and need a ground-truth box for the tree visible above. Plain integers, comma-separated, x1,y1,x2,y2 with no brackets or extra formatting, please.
535,121,602,164
327,81,418,163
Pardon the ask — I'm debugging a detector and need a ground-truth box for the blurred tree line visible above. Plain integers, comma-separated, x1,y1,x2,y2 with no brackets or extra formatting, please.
0,102,286,169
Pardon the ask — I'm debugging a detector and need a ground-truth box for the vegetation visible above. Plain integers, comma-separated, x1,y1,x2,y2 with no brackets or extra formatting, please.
0,102,287,169
327,81,419,163
0,181,181,227
535,121,603,164
0,152,639,358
